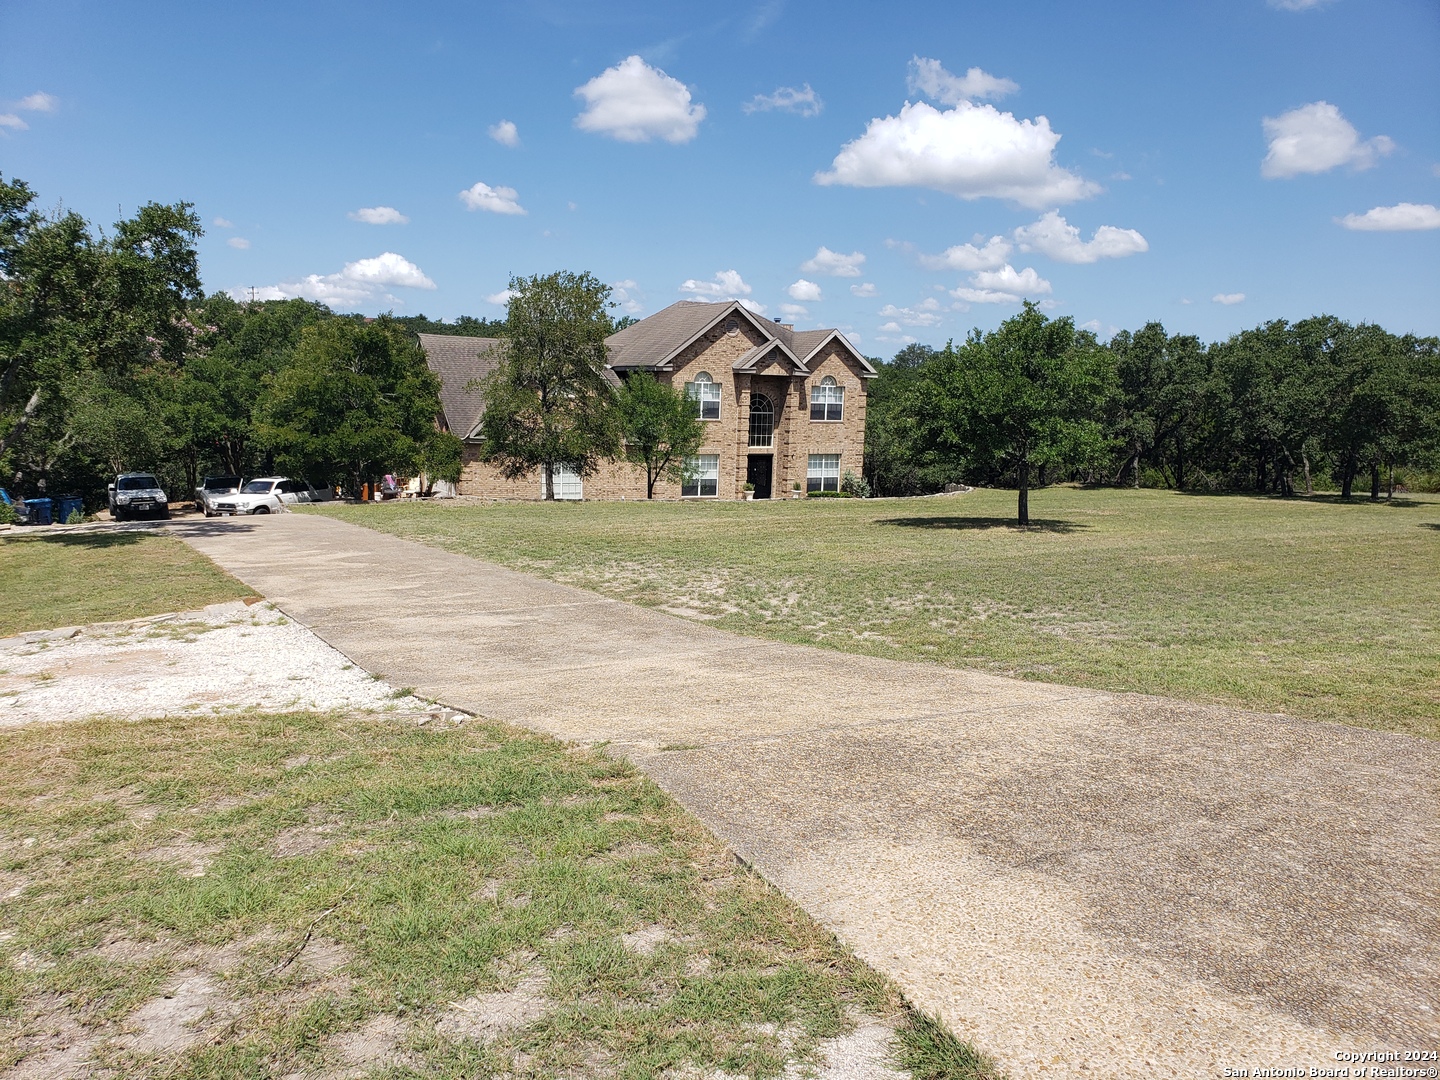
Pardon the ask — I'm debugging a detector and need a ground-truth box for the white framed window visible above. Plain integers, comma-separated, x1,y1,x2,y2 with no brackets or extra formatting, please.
539,465,583,500
681,454,720,497
685,371,722,420
748,394,774,448
810,376,843,421
807,454,840,493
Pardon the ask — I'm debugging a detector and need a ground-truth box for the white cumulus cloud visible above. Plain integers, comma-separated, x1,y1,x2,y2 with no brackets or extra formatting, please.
850,282,878,297
233,252,436,309
743,84,822,117
1336,202,1440,231
1212,293,1246,305
488,119,520,147
1269,0,1329,9
907,57,1018,104
679,269,753,301
1261,102,1393,179
950,264,1052,305
349,206,409,225
227,237,250,250
787,279,823,301
919,235,1012,272
213,216,234,228
815,98,1098,209
0,114,27,131
779,303,809,318
459,182,526,215
574,55,706,144
800,246,865,277
1013,211,1148,263
485,289,517,306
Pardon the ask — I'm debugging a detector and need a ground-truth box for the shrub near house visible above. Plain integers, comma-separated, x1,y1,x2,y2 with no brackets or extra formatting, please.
419,301,877,501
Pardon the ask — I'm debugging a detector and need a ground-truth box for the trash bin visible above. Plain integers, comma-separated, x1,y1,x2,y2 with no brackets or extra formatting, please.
24,497,53,525
53,495,83,523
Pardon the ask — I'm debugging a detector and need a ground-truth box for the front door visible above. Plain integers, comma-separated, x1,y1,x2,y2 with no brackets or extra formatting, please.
746,454,773,499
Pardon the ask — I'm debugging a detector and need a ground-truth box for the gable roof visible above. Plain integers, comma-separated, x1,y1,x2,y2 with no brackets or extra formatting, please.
606,300,876,377
606,301,781,370
417,333,503,438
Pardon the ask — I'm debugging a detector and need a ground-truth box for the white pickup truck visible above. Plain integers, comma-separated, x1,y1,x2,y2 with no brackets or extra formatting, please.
208,477,336,515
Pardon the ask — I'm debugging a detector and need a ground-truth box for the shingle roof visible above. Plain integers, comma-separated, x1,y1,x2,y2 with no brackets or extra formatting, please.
417,333,503,438
605,301,738,369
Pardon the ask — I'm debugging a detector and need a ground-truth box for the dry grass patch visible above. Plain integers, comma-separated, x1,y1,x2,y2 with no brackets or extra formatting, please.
0,709,987,1078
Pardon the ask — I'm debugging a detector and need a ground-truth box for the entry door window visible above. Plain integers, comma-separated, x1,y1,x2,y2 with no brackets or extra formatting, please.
540,465,584,500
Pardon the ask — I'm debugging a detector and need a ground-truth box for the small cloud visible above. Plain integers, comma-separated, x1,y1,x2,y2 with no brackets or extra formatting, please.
568,201,578,211
1432,164,1440,179
878,297,943,327
919,236,1012,272
779,303,809,318
349,205,409,225
679,269,753,301
743,83,822,117
233,252,436,309
16,91,57,112
1212,292,1246,305
611,279,645,315
1111,171,1132,181
485,289,517,306
1013,211,1148,263
1336,202,1440,231
1269,0,1330,9
459,182,527,215
850,282,878,297
800,246,865,277
950,264,1052,305
1261,101,1393,179
574,55,706,144
1180,298,1194,305
907,57,1018,104
743,0,784,38
213,216,234,228
227,237,250,250
0,114,27,131
489,119,520,147
787,278,822,301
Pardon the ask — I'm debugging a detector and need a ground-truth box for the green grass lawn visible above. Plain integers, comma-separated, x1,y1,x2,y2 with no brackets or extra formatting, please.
0,531,254,638
315,487,1440,739
0,709,992,1079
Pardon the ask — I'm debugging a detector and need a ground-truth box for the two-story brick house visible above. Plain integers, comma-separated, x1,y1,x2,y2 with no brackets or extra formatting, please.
419,299,876,500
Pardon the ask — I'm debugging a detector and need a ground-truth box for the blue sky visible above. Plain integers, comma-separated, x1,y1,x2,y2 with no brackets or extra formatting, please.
3,0,1437,355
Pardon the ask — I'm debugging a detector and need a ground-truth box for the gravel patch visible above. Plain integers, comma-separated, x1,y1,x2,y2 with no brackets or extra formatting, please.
0,600,425,728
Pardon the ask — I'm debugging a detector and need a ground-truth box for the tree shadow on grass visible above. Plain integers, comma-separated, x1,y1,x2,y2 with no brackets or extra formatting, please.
4,531,148,549
1420,523,1440,531
1172,489,1430,509
877,516,1089,533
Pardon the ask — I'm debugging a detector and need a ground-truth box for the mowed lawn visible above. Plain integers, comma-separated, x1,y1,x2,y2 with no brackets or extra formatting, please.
317,487,1440,739
0,532,254,638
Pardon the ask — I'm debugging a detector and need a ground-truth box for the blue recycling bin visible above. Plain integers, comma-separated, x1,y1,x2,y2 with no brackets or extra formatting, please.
53,495,83,523
24,497,53,525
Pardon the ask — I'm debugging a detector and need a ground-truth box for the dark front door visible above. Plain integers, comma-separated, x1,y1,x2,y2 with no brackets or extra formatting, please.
746,454,773,499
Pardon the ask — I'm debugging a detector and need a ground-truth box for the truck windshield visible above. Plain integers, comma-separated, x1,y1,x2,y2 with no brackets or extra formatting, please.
204,477,241,490
241,480,276,494
117,476,160,490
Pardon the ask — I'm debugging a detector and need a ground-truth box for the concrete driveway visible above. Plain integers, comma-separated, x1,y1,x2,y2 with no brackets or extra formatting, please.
172,513,1439,1079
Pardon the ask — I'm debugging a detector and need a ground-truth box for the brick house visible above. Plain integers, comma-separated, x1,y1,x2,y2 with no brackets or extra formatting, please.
418,300,876,501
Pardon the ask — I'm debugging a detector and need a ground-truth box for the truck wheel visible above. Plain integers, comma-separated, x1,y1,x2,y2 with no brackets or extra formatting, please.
252,506,270,515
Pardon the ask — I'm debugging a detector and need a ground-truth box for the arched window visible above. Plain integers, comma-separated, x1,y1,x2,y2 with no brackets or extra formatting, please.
748,394,774,447
685,371,721,420
810,375,843,421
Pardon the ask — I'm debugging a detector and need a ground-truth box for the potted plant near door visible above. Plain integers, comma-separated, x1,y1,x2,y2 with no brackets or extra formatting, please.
742,482,755,501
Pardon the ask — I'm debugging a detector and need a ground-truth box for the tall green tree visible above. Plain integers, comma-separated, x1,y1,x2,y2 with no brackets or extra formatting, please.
255,317,456,496
614,371,704,499
917,302,1115,525
475,271,619,500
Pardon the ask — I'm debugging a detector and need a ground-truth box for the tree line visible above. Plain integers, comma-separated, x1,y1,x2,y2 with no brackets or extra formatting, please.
0,175,466,508
865,303,1440,519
